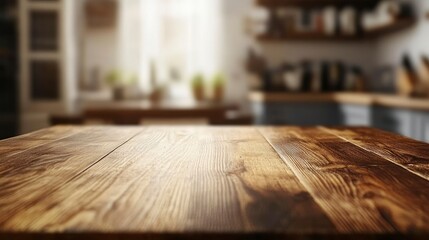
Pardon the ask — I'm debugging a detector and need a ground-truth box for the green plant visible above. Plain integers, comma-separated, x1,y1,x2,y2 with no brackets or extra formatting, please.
191,73,204,88
212,73,225,102
106,70,138,87
105,70,123,87
191,73,205,101
212,73,225,88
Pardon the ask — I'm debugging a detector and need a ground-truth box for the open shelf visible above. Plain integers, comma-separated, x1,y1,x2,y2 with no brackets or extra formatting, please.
365,18,416,38
258,33,359,42
257,0,380,9
257,18,416,42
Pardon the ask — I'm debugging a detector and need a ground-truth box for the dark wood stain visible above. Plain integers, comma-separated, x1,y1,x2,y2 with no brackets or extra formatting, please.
260,127,429,233
321,127,429,180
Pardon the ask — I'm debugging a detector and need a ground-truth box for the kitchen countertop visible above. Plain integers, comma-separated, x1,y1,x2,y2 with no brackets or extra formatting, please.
0,126,429,239
250,91,429,111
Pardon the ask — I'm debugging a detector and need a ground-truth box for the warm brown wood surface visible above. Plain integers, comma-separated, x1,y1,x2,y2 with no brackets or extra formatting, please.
0,126,428,240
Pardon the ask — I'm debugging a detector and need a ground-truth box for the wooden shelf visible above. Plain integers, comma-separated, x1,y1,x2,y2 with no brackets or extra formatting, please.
258,18,416,42
258,33,359,42
257,0,380,9
365,18,416,38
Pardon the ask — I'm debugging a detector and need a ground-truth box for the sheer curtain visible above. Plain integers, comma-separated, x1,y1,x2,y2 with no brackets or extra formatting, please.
118,0,224,93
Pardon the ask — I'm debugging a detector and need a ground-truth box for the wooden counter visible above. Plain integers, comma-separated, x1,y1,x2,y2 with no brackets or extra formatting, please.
49,100,241,126
82,100,237,125
250,91,429,111
1,126,429,239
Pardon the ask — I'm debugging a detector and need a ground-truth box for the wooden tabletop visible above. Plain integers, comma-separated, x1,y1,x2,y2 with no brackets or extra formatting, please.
1,126,429,239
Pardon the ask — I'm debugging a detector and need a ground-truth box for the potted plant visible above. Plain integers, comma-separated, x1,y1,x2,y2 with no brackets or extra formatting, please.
149,84,166,103
212,73,225,102
191,73,205,101
106,70,138,100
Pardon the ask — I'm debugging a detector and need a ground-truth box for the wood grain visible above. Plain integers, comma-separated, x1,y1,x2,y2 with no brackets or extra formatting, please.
11,125,85,140
321,127,429,180
0,126,85,159
0,126,429,239
0,126,142,227
260,127,429,233
1,127,333,234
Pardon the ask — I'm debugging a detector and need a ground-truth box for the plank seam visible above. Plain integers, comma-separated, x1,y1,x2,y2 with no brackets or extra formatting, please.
60,129,145,186
319,126,429,183
256,128,339,231
0,128,144,226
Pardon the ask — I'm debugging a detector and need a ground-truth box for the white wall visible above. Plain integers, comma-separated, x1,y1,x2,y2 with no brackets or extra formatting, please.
374,0,429,68
80,0,118,89
81,28,118,87
222,0,254,103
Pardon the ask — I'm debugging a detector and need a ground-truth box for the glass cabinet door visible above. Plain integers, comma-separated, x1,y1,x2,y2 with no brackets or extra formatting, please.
30,10,58,51
30,60,60,100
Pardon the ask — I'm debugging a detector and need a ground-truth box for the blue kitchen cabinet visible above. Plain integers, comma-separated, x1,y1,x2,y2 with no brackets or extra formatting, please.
253,102,341,126
252,101,429,142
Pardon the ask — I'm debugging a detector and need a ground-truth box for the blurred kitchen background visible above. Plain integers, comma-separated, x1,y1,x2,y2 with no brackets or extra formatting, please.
2,0,429,141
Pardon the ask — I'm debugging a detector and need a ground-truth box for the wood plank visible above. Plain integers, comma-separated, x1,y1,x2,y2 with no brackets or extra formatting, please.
321,127,429,181
0,126,86,159
260,127,429,233
0,126,142,227
6,125,85,141
0,139,47,159
0,127,334,236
